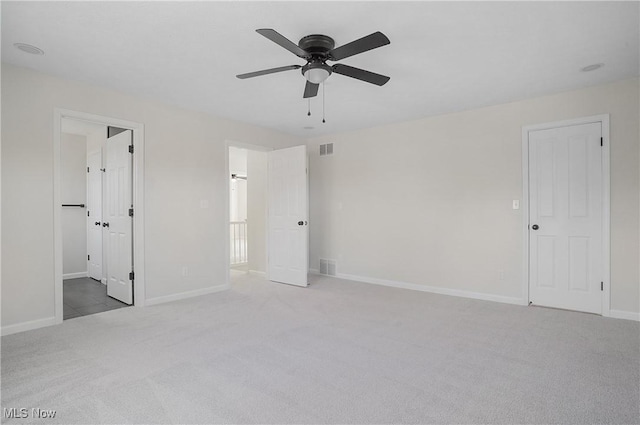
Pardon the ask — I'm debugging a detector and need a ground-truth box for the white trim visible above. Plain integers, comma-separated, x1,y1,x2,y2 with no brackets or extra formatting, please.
335,272,526,305
309,268,320,275
609,310,640,322
521,114,611,316
54,109,146,330
145,284,229,306
63,272,88,280
1,317,57,336
249,270,267,277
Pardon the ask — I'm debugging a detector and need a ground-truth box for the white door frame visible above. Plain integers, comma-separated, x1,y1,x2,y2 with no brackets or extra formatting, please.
224,140,272,286
54,108,146,324
521,114,610,316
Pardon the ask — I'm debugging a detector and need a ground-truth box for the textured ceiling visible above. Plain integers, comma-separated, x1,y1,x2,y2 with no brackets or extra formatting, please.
3,1,638,137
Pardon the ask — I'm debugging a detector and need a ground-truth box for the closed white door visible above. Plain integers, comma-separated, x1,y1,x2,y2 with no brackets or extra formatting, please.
528,122,603,314
87,151,103,281
105,130,133,304
268,145,308,287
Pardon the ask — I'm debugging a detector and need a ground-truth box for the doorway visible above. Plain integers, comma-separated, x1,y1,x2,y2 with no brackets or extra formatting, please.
54,109,145,325
60,118,132,319
523,115,610,315
226,142,309,288
227,145,268,281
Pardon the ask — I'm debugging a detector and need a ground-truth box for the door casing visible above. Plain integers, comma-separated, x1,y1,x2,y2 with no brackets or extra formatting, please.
53,108,146,324
521,114,610,316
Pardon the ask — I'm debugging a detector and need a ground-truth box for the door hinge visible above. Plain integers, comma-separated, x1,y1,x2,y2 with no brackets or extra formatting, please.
129,271,134,281
128,208,134,217
600,137,603,147
128,145,134,154
601,281,604,291
87,210,90,217
88,254,90,261
100,168,106,172
87,167,90,173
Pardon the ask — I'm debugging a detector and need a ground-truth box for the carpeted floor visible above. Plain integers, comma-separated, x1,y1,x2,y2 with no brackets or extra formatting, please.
1,272,639,424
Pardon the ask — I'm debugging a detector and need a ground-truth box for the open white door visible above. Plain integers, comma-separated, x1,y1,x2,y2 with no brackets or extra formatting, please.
105,130,134,304
268,145,308,287
87,151,103,281
528,122,603,314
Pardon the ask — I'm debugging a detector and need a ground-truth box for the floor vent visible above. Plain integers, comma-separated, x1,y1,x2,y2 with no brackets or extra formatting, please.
319,143,334,156
319,259,337,276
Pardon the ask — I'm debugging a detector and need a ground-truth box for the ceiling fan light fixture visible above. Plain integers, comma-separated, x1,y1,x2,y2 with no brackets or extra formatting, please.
302,62,332,84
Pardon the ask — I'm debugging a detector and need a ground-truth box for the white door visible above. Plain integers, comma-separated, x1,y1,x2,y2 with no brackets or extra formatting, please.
105,130,133,304
528,122,603,314
268,145,308,287
87,151,103,281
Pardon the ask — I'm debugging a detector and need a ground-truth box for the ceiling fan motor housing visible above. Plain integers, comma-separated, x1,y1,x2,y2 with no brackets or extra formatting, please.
298,35,335,83
298,34,335,57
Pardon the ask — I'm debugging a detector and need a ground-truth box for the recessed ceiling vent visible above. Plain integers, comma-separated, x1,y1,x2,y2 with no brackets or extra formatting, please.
319,259,337,276
319,143,334,156
14,43,44,55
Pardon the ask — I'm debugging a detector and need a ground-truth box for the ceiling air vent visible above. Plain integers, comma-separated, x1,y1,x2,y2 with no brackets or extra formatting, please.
319,143,334,157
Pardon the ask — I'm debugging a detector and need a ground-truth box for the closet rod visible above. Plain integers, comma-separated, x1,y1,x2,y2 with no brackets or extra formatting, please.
61,204,85,208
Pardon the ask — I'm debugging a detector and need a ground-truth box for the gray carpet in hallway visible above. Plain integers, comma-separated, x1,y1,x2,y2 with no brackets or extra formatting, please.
2,272,639,424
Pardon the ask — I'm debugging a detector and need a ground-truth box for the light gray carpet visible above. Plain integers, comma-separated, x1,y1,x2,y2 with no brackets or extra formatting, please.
2,272,639,424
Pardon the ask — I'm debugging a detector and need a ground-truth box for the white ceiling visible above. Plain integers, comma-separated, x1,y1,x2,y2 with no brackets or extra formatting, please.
3,1,638,138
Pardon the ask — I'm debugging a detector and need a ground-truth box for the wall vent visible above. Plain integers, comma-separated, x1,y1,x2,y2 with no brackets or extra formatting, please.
319,143,334,157
319,258,337,276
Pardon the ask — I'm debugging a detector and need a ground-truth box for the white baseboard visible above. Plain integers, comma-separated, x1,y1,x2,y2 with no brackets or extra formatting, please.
312,269,526,306
101,278,107,285
1,316,57,336
309,268,320,275
609,309,640,322
63,271,88,280
145,284,230,306
249,270,266,277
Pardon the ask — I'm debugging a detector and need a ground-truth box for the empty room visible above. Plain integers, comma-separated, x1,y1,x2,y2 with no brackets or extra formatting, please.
1,1,639,424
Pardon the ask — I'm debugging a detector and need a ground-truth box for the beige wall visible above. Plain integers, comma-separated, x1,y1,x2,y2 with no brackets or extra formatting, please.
1,63,303,330
61,133,87,276
2,61,638,333
309,78,640,314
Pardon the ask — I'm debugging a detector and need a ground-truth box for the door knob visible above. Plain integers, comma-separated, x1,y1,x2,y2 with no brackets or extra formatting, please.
103,222,110,228
531,224,539,230
94,221,101,226
298,221,304,226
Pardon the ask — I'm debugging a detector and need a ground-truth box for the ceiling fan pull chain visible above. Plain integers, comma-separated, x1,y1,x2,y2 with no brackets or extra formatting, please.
307,98,311,116
322,83,326,124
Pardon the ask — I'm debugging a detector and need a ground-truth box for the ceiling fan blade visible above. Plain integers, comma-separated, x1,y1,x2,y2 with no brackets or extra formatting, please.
328,31,390,61
332,64,390,86
236,65,302,79
303,81,319,98
256,29,310,58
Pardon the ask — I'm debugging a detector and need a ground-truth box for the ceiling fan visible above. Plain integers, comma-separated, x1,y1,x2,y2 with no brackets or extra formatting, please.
236,29,391,98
